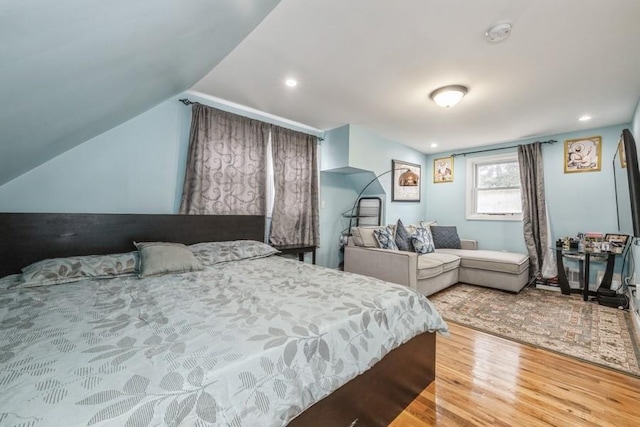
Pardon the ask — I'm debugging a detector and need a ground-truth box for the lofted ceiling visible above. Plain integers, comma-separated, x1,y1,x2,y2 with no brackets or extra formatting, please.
0,0,280,185
193,0,640,154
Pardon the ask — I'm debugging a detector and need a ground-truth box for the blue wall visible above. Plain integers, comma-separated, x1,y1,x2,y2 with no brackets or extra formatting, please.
0,87,633,275
0,91,321,213
318,173,358,268
318,125,428,268
0,101,191,213
426,124,627,253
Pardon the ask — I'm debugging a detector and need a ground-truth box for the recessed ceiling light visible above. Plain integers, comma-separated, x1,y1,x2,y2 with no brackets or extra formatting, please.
430,85,468,108
285,78,298,88
578,115,592,122
430,143,438,148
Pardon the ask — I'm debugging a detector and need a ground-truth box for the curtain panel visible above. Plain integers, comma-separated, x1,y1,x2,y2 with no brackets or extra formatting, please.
179,103,270,215
269,126,319,246
518,142,556,279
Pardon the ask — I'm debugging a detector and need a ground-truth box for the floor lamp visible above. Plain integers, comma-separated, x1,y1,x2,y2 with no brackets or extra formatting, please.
340,167,418,246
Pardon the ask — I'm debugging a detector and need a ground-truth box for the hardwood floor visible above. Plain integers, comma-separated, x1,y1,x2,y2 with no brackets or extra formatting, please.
391,323,640,427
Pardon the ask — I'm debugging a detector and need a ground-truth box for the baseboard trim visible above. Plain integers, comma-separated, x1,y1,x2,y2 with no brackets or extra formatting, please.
627,288,640,342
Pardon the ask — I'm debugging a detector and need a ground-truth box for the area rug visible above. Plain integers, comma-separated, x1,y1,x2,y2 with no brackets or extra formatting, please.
429,284,640,377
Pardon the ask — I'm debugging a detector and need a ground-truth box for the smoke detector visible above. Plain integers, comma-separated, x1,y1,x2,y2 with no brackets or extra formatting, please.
485,22,512,42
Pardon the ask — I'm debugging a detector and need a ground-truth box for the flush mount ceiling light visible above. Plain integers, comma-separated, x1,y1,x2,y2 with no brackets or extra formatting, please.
578,115,592,122
285,78,298,87
485,22,512,42
430,85,468,108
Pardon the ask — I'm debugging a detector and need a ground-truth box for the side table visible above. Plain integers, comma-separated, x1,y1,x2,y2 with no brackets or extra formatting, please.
272,244,317,264
555,248,616,301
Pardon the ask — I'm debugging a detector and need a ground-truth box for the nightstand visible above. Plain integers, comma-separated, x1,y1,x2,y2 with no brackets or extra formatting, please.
272,244,317,264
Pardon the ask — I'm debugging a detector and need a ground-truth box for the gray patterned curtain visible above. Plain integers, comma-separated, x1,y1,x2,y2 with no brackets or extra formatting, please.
269,126,319,246
518,142,556,279
180,103,270,215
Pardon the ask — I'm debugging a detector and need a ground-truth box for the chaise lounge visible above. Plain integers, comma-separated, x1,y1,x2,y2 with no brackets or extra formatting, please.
344,224,530,297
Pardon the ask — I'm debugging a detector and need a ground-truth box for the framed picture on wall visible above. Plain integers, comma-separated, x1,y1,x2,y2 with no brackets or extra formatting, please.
618,139,627,168
433,157,454,183
564,136,602,173
391,159,421,202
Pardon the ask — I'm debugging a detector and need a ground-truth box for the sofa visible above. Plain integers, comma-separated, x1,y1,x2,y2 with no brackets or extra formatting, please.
344,225,530,297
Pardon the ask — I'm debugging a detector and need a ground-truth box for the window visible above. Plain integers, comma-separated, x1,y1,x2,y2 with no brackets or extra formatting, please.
466,153,522,221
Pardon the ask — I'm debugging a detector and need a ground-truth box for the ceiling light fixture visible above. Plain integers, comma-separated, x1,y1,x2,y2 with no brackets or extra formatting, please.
485,22,512,43
578,115,592,122
285,78,298,87
430,143,438,148
430,85,468,108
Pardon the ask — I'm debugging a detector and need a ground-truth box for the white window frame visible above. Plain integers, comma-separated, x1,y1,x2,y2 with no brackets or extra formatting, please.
465,153,523,221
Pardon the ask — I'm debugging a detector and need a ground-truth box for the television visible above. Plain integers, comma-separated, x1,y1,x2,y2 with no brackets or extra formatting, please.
613,129,640,237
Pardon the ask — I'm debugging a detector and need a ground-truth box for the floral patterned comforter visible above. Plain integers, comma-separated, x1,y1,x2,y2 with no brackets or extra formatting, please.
0,256,448,426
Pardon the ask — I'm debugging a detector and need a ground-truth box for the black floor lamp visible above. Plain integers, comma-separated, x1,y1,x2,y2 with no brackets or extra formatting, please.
341,166,418,244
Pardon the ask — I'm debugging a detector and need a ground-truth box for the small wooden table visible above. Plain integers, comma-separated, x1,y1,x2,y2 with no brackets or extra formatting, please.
272,244,317,264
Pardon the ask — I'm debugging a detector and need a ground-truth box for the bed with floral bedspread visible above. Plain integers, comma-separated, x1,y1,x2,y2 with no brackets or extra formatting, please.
0,240,448,427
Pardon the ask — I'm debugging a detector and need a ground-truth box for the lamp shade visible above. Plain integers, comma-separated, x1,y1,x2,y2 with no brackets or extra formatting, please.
430,85,468,108
399,169,419,186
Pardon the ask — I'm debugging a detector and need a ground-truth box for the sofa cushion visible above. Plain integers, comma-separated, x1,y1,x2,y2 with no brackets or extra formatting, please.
373,227,399,250
351,226,386,247
430,225,461,249
436,249,529,275
422,252,460,273
394,219,414,251
416,256,444,280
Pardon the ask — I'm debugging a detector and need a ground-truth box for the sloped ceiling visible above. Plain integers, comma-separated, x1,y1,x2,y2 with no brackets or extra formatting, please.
0,0,280,185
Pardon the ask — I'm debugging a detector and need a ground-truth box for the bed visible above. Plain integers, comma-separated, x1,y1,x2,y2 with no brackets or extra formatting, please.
0,213,447,426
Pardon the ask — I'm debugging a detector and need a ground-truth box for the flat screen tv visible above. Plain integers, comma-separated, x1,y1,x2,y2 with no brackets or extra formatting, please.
613,128,640,237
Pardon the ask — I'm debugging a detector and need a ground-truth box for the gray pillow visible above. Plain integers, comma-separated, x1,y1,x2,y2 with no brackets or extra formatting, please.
135,242,203,277
430,226,462,249
18,252,139,288
395,219,414,252
189,240,279,266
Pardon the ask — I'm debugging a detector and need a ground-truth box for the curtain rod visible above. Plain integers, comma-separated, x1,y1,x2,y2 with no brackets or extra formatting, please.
178,98,324,141
450,139,557,158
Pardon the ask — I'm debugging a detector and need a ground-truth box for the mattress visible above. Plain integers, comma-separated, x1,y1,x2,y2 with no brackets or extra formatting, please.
0,255,447,426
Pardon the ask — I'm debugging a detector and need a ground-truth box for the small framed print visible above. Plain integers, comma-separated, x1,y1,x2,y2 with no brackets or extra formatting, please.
618,140,627,168
434,157,454,183
391,159,421,202
564,136,602,173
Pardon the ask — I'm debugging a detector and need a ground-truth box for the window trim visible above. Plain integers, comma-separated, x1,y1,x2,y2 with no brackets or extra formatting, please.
465,152,523,221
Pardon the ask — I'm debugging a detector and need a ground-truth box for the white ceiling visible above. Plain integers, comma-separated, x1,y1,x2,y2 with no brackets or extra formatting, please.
0,0,280,185
193,0,640,154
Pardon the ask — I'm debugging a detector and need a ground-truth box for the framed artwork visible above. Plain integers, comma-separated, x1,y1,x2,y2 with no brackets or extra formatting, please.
391,159,421,202
618,140,627,168
564,136,602,173
605,233,629,246
433,157,454,183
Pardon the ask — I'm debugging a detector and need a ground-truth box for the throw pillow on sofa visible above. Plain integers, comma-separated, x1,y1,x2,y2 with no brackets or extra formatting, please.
373,227,399,250
394,219,414,251
411,226,435,254
430,225,462,249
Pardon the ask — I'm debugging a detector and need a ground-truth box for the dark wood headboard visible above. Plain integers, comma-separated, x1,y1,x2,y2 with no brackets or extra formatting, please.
0,213,265,277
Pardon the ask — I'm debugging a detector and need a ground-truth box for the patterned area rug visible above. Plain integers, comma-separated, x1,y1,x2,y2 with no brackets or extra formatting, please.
430,284,640,377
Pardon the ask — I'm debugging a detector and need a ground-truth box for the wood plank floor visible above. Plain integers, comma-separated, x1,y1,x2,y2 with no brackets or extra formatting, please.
391,323,640,427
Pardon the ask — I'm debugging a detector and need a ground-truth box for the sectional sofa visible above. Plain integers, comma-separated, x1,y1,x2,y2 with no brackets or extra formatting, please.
344,225,530,297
